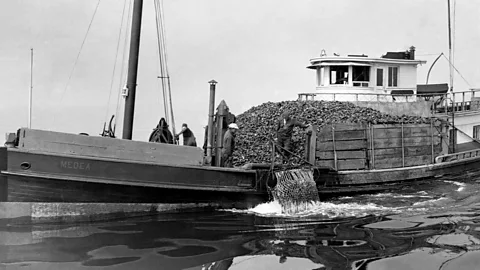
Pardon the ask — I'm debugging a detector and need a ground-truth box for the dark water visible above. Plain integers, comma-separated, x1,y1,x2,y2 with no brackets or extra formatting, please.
2,173,480,270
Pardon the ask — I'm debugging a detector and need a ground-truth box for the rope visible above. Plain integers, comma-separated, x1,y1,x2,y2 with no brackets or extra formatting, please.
441,54,471,87
154,0,176,139
159,0,177,136
104,0,128,123
115,0,133,129
269,138,314,166
52,0,102,128
154,0,168,120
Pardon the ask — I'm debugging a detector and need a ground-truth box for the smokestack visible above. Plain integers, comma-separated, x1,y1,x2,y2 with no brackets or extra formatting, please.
409,46,416,60
206,80,217,165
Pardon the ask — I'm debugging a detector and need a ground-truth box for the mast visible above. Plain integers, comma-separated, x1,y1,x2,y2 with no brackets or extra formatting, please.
122,0,143,140
447,0,456,152
29,48,33,129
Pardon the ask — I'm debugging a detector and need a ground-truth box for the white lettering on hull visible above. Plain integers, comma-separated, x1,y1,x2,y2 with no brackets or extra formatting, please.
60,161,91,170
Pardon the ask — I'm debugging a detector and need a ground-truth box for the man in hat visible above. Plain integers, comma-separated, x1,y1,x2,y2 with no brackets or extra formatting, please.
276,110,310,163
175,123,197,147
221,123,239,168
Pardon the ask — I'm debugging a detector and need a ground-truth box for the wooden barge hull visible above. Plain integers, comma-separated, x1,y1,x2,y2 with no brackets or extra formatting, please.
2,125,480,207
0,147,269,209
2,146,480,207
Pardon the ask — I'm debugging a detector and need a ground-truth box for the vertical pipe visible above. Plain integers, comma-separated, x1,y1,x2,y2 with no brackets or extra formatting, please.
447,0,453,92
447,0,456,153
365,123,370,169
122,0,143,140
270,140,275,171
401,122,405,167
431,118,435,163
332,125,337,171
29,48,33,129
371,124,375,169
215,100,226,167
206,80,217,165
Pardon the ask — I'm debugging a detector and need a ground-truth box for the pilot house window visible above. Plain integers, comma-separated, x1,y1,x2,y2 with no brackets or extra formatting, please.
388,67,398,87
330,66,349,85
352,66,370,87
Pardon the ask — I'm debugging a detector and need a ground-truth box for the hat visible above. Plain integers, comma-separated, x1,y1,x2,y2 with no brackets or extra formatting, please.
228,123,239,129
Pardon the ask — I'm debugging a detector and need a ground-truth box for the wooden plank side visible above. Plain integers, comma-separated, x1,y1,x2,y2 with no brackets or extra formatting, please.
333,123,368,131
317,130,366,142
18,129,204,166
316,140,367,151
373,123,434,129
374,145,442,158
374,155,432,169
373,126,437,139
316,159,366,170
317,150,366,160
337,165,435,185
373,136,441,149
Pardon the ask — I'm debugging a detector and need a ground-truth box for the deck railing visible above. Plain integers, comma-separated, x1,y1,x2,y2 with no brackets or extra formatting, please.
298,88,480,115
435,149,480,163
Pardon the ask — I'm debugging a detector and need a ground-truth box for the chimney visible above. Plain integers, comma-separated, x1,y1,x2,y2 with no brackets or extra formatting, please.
409,46,416,60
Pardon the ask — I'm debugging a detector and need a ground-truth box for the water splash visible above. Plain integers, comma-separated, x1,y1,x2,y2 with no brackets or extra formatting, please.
228,200,400,219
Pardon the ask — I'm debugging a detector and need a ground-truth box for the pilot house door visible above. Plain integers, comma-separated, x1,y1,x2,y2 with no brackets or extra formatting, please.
376,68,385,91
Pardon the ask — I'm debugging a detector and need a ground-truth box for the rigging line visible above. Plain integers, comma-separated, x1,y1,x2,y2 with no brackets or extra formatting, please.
154,0,169,121
159,0,176,136
155,0,169,125
154,0,171,119
52,0,102,127
452,0,457,84
115,0,133,129
154,1,169,121
441,54,471,87
105,0,128,122
157,0,173,134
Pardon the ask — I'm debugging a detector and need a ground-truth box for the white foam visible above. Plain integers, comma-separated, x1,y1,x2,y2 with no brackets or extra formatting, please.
367,192,432,199
443,180,466,191
412,197,448,206
226,200,399,219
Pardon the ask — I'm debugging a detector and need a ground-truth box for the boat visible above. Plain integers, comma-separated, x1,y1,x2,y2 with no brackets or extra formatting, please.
1,0,479,210
298,49,480,189
0,0,279,210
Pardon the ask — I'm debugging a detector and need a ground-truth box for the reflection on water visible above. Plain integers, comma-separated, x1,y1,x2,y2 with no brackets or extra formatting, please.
1,174,480,269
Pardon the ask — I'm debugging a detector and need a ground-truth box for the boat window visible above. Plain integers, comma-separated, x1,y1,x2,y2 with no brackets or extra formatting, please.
474,125,480,139
376,68,383,86
352,66,370,87
388,67,398,87
330,66,349,85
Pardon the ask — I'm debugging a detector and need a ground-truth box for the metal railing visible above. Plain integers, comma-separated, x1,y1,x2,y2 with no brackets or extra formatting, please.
298,91,417,102
435,149,480,163
298,88,480,115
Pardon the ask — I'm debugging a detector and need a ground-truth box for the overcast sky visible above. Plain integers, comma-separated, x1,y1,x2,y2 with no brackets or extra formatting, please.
1,0,479,142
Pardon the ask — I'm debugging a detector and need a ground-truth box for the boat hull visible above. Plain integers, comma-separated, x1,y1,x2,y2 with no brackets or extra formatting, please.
2,146,480,207
316,153,480,196
0,148,268,209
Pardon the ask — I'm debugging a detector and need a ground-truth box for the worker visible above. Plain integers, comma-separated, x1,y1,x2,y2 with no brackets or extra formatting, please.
175,123,197,147
149,118,174,144
221,123,239,168
276,110,310,163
